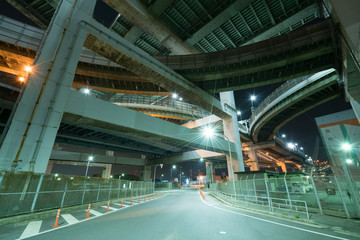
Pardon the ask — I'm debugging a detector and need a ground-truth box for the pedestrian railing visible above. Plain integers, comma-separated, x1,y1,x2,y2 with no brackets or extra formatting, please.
0,172,153,218
211,190,309,219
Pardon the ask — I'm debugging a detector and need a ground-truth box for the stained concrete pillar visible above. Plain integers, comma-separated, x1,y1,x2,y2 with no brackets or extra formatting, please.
248,147,259,171
0,0,97,172
220,91,245,181
143,166,151,181
102,164,112,179
206,162,213,184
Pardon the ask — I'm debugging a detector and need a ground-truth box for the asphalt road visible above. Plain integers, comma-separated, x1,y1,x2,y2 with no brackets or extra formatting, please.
9,189,353,240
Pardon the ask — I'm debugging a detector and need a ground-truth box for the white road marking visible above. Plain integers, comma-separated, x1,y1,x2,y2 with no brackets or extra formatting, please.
84,209,102,216
101,206,118,211
219,231,227,234
19,220,42,239
61,214,79,224
200,196,349,240
113,203,129,207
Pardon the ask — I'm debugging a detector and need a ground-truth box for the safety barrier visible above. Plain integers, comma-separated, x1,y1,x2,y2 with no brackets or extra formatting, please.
0,171,154,218
199,189,205,200
211,190,309,220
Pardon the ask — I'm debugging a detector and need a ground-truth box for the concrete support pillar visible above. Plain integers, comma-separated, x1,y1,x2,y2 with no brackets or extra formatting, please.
277,159,287,172
0,0,97,172
205,162,213,184
220,91,245,181
102,164,112,179
248,147,259,171
143,166,151,181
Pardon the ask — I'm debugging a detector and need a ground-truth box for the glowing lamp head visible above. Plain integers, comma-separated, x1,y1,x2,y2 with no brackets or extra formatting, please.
346,159,353,164
172,165,176,169
237,111,241,115
19,77,25,82
88,156,94,161
25,66,32,72
250,95,256,101
282,134,286,138
200,158,204,162
172,93,178,99
287,143,295,149
202,126,215,138
341,143,352,151
84,88,90,94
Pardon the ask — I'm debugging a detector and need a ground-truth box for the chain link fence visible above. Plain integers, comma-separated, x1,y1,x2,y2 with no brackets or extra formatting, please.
210,173,360,219
0,172,153,218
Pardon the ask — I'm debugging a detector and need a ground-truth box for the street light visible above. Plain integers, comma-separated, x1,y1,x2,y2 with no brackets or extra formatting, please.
202,126,236,195
250,95,256,113
85,156,93,178
171,165,176,181
119,173,125,180
153,164,163,191
200,158,204,162
339,142,360,216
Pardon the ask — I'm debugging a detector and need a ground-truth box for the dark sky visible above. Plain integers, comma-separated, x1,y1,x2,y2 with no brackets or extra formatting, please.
1,0,352,172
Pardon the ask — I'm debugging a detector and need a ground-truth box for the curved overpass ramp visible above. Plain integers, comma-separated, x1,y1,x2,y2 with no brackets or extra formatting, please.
249,69,340,143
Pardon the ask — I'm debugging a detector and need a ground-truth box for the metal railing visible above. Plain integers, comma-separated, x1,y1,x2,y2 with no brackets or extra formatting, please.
249,69,336,126
211,190,309,219
0,172,153,218
93,93,211,118
249,75,309,125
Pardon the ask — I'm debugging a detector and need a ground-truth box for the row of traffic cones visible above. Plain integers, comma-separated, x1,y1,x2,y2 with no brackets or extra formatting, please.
52,193,164,228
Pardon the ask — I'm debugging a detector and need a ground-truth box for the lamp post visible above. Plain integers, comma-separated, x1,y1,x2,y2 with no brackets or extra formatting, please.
85,156,93,178
171,165,176,181
202,127,236,196
339,143,360,217
250,95,256,114
153,164,163,191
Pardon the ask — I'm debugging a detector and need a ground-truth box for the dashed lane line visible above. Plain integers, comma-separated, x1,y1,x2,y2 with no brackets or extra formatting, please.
19,220,42,239
61,214,79,224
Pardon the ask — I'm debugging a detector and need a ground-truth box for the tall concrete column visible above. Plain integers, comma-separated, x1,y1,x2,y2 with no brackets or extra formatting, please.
102,164,112,179
205,162,213,184
0,0,97,172
220,91,245,181
248,147,259,171
143,166,151,181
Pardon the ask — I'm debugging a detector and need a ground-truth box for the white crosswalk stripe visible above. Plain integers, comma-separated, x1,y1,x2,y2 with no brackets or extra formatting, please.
61,214,79,224
19,220,42,239
100,206,118,211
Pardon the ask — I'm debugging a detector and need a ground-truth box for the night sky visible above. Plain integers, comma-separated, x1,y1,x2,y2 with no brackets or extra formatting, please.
0,1,352,178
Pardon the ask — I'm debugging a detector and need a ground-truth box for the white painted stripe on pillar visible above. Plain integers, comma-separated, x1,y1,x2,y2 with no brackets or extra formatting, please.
19,221,42,239
100,206,118,211
61,214,79,224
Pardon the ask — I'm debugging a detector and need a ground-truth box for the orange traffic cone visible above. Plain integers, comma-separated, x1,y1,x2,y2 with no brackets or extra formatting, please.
85,203,91,218
52,209,61,228
153,194,155,199
106,200,110,212
121,198,123,208
138,196,140,203
131,197,133,205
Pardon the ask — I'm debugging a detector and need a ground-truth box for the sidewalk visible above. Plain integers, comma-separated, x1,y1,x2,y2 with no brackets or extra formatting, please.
205,191,360,238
